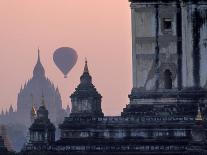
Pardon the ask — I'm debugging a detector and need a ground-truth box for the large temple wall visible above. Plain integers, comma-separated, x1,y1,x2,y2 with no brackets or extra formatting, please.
198,5,207,87
132,3,178,90
182,3,207,88
132,1,207,90
132,4,156,89
181,4,194,88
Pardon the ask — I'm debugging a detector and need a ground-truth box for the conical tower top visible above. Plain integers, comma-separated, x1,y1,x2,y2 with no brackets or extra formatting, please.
33,49,45,78
84,58,89,73
70,59,103,118
80,59,92,84
37,48,40,62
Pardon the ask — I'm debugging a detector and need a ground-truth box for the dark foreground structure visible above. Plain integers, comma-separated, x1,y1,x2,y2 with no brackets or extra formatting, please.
16,0,207,155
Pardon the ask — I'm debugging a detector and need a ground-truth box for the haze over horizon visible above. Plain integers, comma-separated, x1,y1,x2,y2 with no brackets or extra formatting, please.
0,0,132,115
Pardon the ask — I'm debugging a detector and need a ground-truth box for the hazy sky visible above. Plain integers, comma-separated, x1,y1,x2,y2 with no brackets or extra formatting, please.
0,0,132,115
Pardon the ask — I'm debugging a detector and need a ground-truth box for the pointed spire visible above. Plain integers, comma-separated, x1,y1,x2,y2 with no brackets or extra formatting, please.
38,48,40,62
84,58,89,73
80,59,92,84
195,104,203,121
33,48,45,78
9,105,13,113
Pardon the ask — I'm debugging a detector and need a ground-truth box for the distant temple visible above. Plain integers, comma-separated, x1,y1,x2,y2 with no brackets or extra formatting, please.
9,0,207,154
16,50,66,126
0,50,69,151
0,50,66,126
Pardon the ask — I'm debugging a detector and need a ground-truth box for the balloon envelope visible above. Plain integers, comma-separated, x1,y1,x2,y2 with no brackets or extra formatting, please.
53,47,78,78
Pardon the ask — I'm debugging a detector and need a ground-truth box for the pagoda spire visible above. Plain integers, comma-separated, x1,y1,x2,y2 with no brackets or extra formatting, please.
37,48,40,62
84,58,89,73
80,59,92,84
33,48,45,78
70,59,103,118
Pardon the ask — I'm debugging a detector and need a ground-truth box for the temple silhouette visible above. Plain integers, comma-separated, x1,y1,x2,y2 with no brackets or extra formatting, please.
0,50,69,151
2,0,207,154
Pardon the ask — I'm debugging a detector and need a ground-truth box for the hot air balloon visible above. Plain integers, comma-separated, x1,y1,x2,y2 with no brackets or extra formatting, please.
53,47,78,78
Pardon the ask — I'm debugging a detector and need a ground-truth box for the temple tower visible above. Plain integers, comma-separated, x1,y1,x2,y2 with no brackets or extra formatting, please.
16,49,65,126
29,96,55,145
122,0,207,116
70,60,103,118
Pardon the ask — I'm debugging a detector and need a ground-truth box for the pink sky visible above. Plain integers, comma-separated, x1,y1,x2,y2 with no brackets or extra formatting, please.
0,0,132,115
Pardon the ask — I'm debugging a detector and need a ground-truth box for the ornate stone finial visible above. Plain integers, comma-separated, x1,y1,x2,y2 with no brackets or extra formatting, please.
84,58,89,73
195,104,203,121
